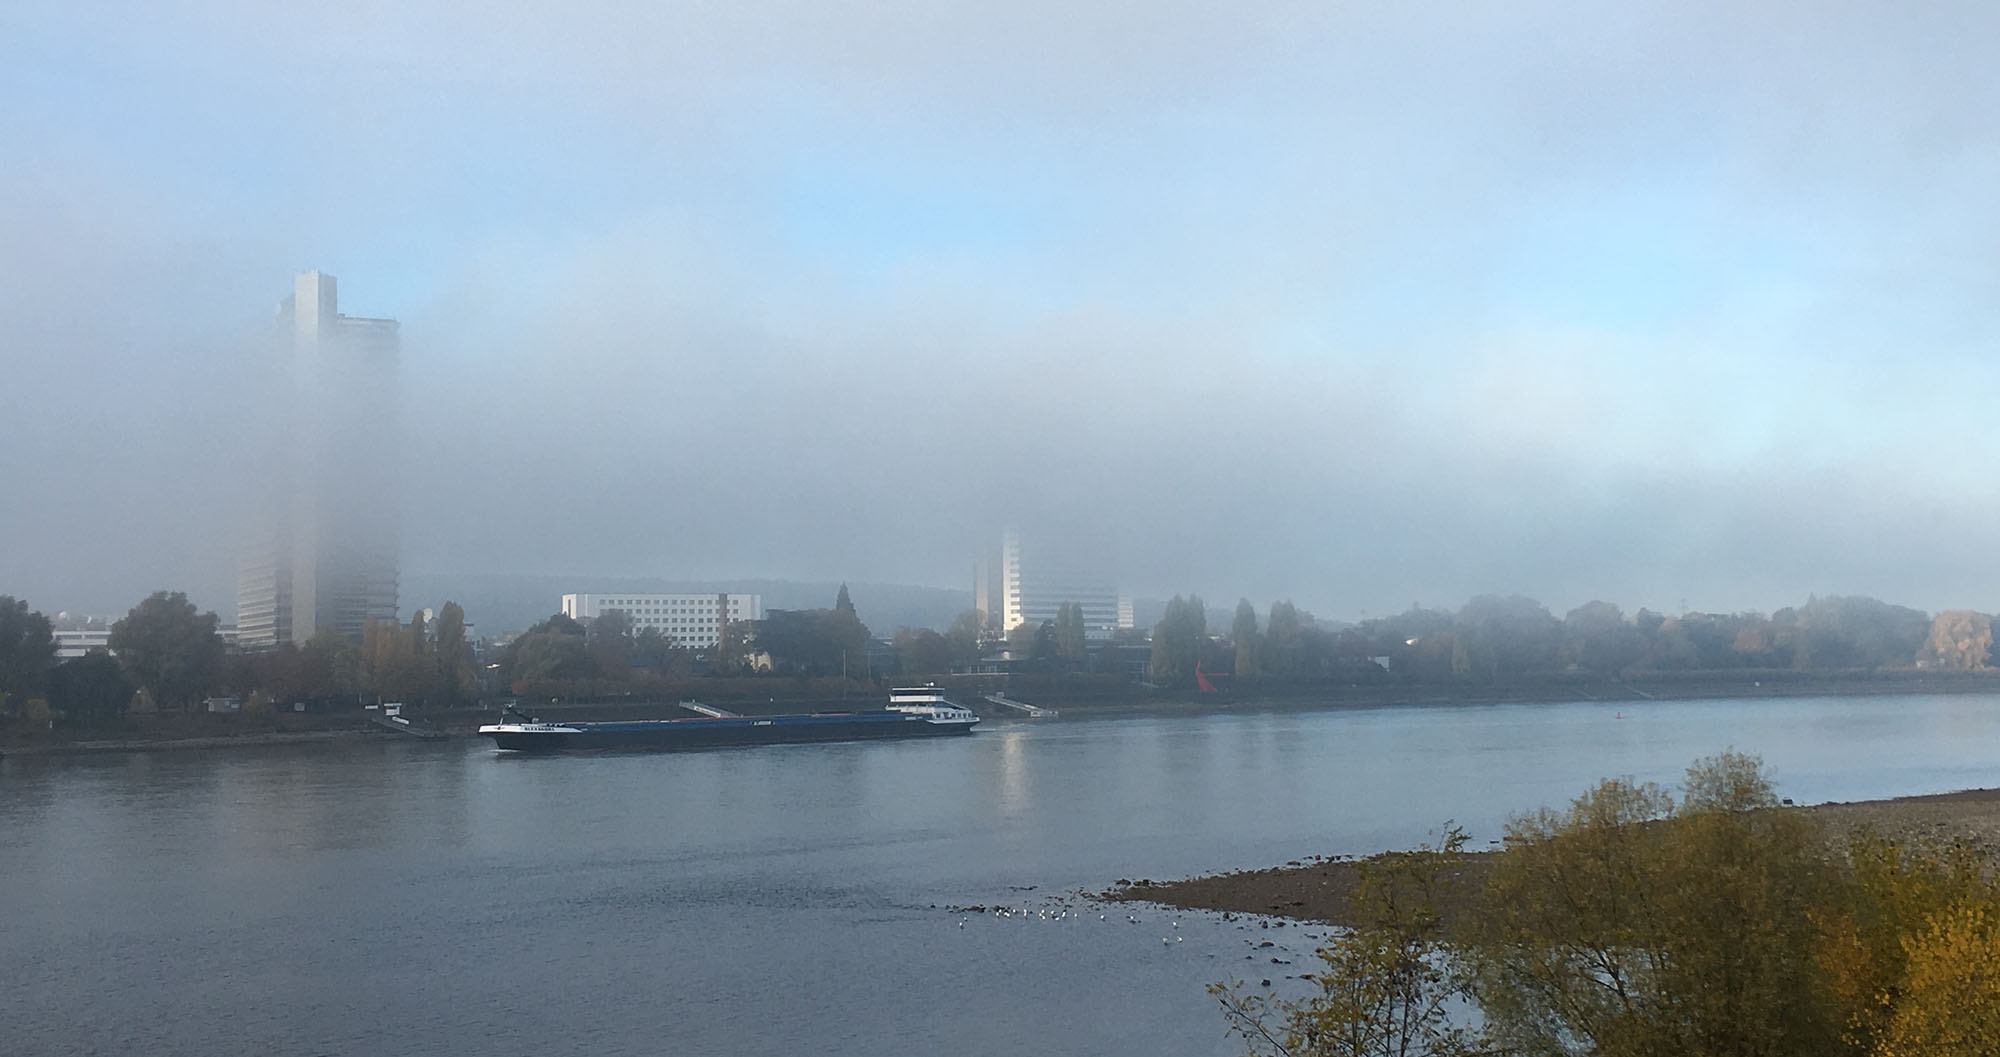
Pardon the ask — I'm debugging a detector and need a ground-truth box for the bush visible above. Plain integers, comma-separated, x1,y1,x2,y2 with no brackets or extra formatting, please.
1218,752,2000,1057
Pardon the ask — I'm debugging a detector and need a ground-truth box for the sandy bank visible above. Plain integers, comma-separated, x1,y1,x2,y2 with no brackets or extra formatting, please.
1102,788,2000,927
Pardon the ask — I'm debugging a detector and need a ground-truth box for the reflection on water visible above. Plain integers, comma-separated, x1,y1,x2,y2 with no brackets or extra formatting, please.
3,694,1998,1056
995,728,1029,817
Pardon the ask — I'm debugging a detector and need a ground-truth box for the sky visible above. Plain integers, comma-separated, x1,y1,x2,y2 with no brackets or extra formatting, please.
4,0,1999,624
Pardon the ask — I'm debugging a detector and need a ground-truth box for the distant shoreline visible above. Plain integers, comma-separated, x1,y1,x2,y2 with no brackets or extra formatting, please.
1030,668,2000,715
6,670,1997,757
1,728,389,757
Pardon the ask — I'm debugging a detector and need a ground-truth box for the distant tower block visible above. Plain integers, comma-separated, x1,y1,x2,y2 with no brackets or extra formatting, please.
236,272,400,649
984,526,1121,638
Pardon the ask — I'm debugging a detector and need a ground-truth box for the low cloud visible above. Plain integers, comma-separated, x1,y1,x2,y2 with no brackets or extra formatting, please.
4,0,1998,623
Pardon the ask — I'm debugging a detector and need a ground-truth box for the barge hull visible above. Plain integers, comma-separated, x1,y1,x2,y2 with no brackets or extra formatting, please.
485,711,975,752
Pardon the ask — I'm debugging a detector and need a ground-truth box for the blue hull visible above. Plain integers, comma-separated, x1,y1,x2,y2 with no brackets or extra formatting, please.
485,710,976,752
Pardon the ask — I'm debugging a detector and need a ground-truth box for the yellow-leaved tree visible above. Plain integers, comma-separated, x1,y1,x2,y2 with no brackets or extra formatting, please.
1874,901,2000,1056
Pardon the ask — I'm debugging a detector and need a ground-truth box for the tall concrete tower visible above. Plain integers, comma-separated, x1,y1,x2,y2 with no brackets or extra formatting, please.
237,272,400,649
988,526,1121,637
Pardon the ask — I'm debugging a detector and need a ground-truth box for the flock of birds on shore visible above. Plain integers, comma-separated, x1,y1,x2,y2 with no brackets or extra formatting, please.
933,891,1331,988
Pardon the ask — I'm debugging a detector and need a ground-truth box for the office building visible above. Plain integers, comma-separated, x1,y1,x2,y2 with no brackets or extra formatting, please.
983,527,1126,637
561,592,764,649
237,272,400,649
973,540,1004,630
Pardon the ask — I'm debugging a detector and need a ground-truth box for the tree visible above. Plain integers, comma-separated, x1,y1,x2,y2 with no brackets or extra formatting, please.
630,626,673,673
47,653,136,726
251,642,339,706
304,626,361,698
1054,603,1088,663
1560,601,1643,676
0,595,56,712
1468,751,1838,1057
893,628,953,675
712,619,754,674
1455,595,1560,683
829,601,869,676
1812,831,2000,1056
360,617,404,695
1006,619,1037,655
754,608,869,676
835,583,856,617
1214,828,1478,1057
1149,595,1207,687
1791,595,1931,670
1265,601,1304,679
499,613,596,690
356,615,443,703
509,631,596,687
1232,599,1262,678
433,601,473,699
1876,904,2000,1057
109,591,223,711
1916,610,1992,670
408,609,430,659
1358,607,1458,683
588,608,636,675
1030,620,1059,664
1222,754,2000,1057
945,610,987,667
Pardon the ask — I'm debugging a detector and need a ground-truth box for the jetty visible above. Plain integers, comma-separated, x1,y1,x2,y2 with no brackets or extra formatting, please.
982,693,1058,718
369,714,450,739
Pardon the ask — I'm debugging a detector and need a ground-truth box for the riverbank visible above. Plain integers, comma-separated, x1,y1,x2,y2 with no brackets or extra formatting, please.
1032,668,2000,716
2,728,390,757
10,669,2000,755
466,668,2000,725
0,710,439,757
1101,787,2000,927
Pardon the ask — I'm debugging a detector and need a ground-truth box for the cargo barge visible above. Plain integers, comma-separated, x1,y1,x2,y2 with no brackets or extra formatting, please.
478,687,979,752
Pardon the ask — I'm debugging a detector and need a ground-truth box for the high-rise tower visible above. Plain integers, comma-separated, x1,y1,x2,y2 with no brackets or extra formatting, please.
237,272,400,649
981,526,1123,638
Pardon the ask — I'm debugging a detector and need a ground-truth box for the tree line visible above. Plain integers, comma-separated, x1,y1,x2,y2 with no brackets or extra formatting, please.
0,591,476,733
1146,593,2000,690
8,585,1996,727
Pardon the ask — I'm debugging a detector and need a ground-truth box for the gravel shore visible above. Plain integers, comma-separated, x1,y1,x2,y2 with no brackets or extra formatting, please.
1103,788,2000,927
1,728,390,756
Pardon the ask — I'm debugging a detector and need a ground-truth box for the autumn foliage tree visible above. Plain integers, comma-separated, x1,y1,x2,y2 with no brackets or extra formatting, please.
1218,752,2000,1057
1916,610,1992,670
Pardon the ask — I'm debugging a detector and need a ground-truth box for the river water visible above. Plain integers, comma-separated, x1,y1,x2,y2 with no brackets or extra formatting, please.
5,693,1999,1056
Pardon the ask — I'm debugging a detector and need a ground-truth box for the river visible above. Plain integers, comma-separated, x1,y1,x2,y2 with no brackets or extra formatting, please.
4,693,1998,1056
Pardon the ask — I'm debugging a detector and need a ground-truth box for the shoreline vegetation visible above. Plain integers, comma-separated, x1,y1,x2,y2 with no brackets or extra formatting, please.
10,588,2000,763
1129,753,2000,1057
1103,786,2000,929
5,668,2000,755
